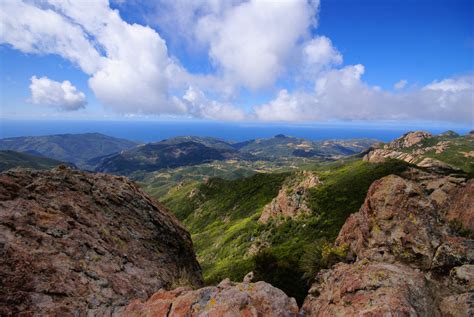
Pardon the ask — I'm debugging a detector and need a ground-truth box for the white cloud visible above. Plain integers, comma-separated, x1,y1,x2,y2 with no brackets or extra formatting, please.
424,77,473,92
177,86,246,120
0,0,103,74
29,76,86,111
1,0,471,124
303,36,343,72
254,67,474,123
196,0,319,90
1,0,185,115
394,79,408,90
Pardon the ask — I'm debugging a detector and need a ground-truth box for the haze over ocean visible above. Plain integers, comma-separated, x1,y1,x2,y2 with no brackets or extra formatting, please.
1,119,470,143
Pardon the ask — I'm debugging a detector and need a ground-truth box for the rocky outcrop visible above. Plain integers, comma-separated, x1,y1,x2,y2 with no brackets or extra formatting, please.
0,166,202,316
301,171,474,316
363,148,417,164
386,131,432,149
122,279,299,317
301,261,438,316
259,171,321,224
363,131,468,173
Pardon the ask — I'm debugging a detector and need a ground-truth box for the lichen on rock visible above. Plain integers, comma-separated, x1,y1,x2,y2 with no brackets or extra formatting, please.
0,166,203,316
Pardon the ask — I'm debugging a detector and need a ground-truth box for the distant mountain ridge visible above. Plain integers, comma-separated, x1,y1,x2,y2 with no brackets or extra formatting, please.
91,134,378,176
92,141,252,174
0,133,138,169
0,150,71,171
0,133,379,175
232,134,377,159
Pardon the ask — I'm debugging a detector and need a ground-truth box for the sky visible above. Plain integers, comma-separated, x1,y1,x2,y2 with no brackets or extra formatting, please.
0,0,473,126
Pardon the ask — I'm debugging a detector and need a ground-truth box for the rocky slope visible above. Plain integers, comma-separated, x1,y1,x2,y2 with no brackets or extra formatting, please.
301,170,474,316
0,166,202,316
363,130,474,173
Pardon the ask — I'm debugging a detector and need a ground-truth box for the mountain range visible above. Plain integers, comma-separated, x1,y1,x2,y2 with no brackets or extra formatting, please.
0,133,378,176
0,133,138,169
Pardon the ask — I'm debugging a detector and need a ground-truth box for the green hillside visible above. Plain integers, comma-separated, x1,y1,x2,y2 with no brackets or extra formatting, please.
158,159,411,303
400,134,474,174
139,156,325,198
0,150,68,171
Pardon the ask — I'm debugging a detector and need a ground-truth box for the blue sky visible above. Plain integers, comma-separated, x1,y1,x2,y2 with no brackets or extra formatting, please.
0,0,472,125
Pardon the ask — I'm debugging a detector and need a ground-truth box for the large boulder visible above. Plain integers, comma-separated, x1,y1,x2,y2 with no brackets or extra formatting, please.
301,171,474,316
122,279,299,317
0,166,202,316
300,261,437,316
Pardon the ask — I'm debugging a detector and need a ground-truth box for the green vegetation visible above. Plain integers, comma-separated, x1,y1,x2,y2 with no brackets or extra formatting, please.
299,239,348,281
235,134,376,159
92,134,376,176
156,158,410,304
139,156,325,197
399,135,474,174
0,150,68,171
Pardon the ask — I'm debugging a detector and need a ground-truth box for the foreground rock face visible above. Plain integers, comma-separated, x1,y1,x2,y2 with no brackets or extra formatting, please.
301,171,474,316
122,279,299,317
301,261,438,316
0,167,202,316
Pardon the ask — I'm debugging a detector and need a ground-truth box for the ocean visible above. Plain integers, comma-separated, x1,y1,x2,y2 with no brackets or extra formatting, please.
0,119,471,143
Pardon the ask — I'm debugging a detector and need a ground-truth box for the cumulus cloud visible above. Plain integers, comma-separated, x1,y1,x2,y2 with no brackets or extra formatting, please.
0,0,102,74
303,36,343,72
254,68,474,124
1,0,184,114
196,0,319,90
29,76,86,111
394,79,408,90
1,0,471,124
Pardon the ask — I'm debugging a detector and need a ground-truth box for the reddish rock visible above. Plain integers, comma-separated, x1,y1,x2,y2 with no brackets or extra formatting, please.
303,172,474,316
122,280,299,317
446,179,474,235
259,171,321,224
300,262,437,317
440,293,474,317
0,167,202,316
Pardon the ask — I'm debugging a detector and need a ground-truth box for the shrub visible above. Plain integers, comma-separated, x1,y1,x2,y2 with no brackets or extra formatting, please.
300,239,348,281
